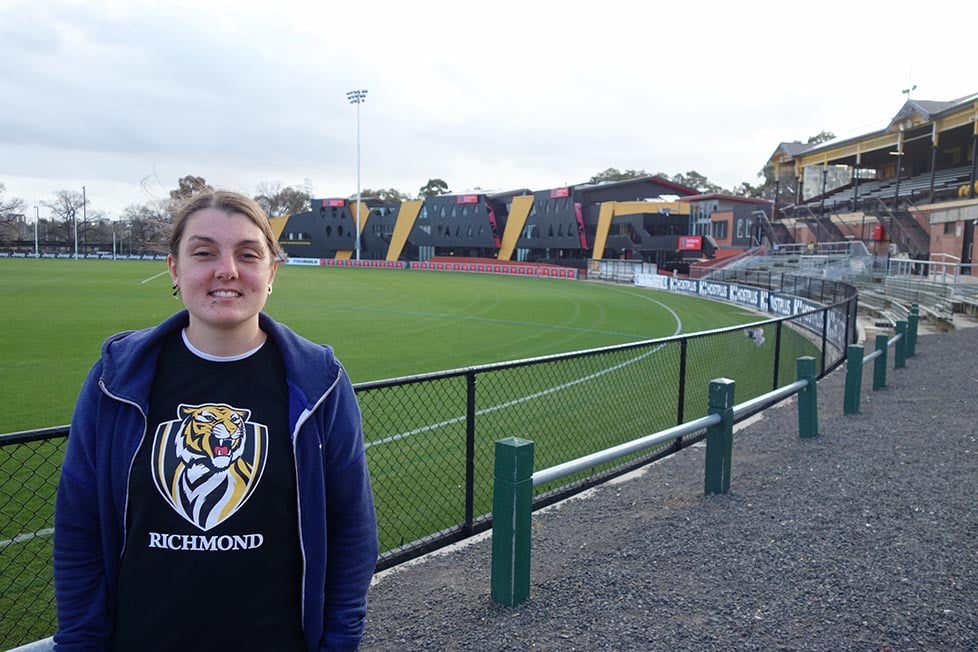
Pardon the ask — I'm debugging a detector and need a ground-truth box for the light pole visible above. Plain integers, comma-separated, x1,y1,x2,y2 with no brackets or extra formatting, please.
34,204,39,258
76,185,85,259
346,89,367,261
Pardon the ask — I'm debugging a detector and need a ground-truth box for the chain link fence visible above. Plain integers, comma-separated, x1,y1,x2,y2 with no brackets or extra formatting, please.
1,431,65,647
0,275,857,648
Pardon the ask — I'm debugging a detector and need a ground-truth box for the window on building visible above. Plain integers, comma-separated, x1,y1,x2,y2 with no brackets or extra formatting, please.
944,221,955,235
712,221,728,239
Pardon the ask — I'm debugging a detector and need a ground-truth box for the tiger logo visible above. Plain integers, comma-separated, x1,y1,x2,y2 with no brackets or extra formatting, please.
151,403,268,531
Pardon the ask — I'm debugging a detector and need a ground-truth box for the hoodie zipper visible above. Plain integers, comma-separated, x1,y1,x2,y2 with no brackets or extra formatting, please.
291,369,343,629
99,379,149,559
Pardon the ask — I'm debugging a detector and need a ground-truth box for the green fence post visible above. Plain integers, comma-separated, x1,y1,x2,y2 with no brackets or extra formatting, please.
907,304,919,358
704,378,735,495
491,437,534,607
797,356,818,438
873,333,888,390
843,344,864,415
895,320,907,369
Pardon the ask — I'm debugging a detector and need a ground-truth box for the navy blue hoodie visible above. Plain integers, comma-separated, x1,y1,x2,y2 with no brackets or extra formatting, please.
53,311,378,651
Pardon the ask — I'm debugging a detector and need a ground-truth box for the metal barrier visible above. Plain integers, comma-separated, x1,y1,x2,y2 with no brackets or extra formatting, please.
491,356,821,606
843,307,917,415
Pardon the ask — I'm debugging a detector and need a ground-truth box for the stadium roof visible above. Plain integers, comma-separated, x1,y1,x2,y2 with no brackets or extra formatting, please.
676,193,771,205
573,175,699,196
767,90,978,167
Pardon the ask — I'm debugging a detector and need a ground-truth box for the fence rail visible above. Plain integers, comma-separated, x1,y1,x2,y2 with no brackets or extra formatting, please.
0,274,857,648
490,317,919,606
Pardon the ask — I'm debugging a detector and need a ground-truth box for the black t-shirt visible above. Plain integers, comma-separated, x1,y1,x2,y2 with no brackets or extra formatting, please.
111,331,304,651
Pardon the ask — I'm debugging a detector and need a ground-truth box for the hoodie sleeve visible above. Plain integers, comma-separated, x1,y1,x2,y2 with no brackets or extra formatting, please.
53,363,112,651
319,370,379,651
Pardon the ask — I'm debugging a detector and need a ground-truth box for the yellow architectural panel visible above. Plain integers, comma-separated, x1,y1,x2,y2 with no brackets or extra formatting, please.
268,215,289,242
386,200,423,262
589,201,688,261
590,202,617,261
497,195,534,261
612,201,690,216
937,103,978,132
334,250,353,260
350,201,370,232
796,133,899,169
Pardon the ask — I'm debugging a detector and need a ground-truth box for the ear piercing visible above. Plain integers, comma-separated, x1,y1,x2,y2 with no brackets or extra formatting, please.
267,285,274,295
172,284,180,297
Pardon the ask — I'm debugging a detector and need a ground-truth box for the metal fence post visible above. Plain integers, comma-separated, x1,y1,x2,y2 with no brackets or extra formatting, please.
491,437,534,607
873,333,888,390
895,320,907,369
704,378,735,495
819,308,829,375
676,338,688,427
843,344,864,415
797,356,818,438
907,304,919,357
464,371,477,536
772,320,783,390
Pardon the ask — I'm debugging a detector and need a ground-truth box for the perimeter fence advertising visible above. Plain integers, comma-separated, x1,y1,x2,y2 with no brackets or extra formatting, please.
0,273,856,647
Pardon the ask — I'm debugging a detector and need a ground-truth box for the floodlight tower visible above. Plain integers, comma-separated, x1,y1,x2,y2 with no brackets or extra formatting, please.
76,186,85,259
346,89,368,261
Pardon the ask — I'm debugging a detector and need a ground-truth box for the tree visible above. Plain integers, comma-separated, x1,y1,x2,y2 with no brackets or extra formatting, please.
254,182,311,217
0,182,27,244
0,183,26,241
42,189,88,245
418,178,450,197
587,168,650,183
807,130,836,145
122,200,171,254
668,171,726,194
0,182,26,223
169,175,212,201
359,188,411,203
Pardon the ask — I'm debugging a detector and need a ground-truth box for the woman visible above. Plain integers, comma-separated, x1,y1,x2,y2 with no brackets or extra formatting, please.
53,191,378,651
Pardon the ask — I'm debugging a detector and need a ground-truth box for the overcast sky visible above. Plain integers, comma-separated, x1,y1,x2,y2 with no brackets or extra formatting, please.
2,0,975,219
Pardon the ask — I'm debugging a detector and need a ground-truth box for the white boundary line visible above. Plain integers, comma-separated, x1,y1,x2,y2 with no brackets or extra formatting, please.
2,296,681,545
0,528,54,548
140,270,169,284
366,295,683,449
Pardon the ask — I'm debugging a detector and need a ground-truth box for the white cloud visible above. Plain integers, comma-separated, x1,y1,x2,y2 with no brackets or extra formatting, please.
2,0,975,218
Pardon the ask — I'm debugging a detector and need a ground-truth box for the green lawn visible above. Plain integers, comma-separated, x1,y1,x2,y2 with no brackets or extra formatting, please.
0,258,811,647
0,259,762,434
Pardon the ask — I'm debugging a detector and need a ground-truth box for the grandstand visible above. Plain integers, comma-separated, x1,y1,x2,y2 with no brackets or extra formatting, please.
765,91,977,275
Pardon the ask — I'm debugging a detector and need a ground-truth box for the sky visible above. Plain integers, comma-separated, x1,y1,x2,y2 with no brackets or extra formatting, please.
2,0,976,220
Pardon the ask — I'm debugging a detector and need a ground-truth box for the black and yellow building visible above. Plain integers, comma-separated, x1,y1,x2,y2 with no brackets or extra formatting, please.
276,175,721,271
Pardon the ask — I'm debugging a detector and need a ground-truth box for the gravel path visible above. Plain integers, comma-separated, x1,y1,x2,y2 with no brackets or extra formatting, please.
361,327,978,651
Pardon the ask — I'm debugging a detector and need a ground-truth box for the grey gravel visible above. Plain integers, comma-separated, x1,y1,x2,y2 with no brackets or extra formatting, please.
361,327,978,651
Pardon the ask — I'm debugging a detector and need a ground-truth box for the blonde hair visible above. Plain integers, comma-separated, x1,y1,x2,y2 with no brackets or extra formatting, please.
169,191,283,259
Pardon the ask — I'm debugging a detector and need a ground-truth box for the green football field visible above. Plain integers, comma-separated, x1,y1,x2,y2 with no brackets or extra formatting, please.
1,258,801,646
0,258,764,434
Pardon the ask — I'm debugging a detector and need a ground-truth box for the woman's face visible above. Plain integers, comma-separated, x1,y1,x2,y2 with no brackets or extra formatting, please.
167,208,278,339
